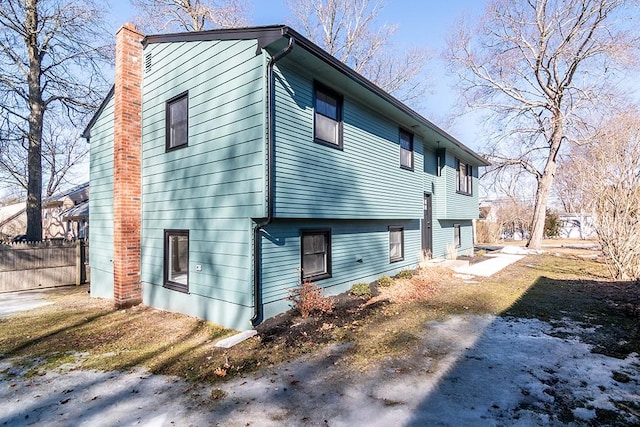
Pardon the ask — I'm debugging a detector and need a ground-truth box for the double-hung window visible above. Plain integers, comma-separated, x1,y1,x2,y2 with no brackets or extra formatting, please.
166,92,188,151
301,229,331,281
399,129,414,170
164,229,189,292
389,226,404,262
314,84,343,148
456,159,473,195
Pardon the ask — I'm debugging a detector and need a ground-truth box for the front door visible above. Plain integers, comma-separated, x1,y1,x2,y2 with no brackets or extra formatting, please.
422,193,433,256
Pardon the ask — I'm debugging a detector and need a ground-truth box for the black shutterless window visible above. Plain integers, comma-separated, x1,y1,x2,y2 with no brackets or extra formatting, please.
166,92,188,151
314,84,343,148
456,159,472,195
389,226,404,262
400,129,414,170
164,229,189,292
301,229,331,280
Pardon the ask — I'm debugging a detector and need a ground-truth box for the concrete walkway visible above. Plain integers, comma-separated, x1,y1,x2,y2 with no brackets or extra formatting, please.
453,253,525,277
450,246,540,278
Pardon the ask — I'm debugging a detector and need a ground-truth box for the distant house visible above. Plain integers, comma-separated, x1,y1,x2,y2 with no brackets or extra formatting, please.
559,212,596,239
0,182,89,241
82,24,489,330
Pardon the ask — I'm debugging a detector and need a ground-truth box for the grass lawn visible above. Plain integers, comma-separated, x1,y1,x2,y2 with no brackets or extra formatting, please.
0,247,638,384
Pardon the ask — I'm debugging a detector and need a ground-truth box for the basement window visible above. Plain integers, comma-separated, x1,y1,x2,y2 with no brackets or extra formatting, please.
389,226,404,262
164,229,189,292
454,224,461,248
301,229,332,281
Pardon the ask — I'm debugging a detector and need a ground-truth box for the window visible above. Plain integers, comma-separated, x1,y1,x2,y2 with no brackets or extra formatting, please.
456,159,473,195
389,226,404,262
454,224,461,248
164,230,189,292
314,84,342,148
166,92,188,151
400,129,414,170
301,229,331,280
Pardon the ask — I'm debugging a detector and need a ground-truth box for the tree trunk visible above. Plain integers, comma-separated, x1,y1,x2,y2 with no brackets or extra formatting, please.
25,0,43,242
527,115,563,250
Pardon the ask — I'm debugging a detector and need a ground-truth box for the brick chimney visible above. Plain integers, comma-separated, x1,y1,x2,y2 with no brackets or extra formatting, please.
112,23,143,307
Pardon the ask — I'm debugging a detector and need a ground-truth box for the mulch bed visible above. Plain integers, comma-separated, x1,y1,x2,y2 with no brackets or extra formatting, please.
256,291,388,348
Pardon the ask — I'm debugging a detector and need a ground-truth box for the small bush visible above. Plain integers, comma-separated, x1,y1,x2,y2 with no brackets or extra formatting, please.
350,282,371,297
395,269,413,279
288,280,335,318
476,249,486,257
377,276,394,287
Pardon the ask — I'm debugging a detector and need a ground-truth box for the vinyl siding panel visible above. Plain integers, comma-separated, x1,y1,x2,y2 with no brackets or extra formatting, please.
436,220,474,258
442,151,480,220
260,219,420,319
139,38,265,330
88,96,114,298
273,64,423,219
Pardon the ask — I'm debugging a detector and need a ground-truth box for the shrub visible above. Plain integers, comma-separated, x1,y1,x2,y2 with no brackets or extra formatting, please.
476,249,486,257
395,269,413,279
288,280,335,318
544,209,561,238
350,282,371,297
377,276,394,287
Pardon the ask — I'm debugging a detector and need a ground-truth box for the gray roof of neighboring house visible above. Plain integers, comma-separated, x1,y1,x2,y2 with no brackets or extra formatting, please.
45,182,89,205
62,200,89,220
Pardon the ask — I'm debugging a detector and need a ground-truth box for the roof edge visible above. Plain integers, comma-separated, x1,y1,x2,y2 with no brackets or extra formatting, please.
279,27,489,166
93,24,488,166
81,85,114,140
142,25,287,52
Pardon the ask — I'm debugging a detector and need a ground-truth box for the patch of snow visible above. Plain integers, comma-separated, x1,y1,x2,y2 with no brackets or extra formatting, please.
1,316,638,426
500,246,543,255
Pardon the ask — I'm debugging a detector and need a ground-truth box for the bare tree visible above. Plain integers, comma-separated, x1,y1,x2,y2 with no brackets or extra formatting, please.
285,0,432,105
131,0,249,33
0,116,89,199
578,109,640,280
0,0,111,241
446,0,638,249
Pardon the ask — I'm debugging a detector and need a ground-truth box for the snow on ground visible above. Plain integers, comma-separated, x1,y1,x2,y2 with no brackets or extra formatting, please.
1,315,638,426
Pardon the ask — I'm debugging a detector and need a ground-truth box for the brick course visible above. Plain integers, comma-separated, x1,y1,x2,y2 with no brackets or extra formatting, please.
113,23,143,307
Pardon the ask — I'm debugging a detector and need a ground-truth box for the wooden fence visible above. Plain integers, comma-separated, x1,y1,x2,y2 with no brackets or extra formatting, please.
0,239,89,292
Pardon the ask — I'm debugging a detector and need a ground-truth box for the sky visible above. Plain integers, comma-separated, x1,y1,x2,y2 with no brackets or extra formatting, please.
106,0,489,150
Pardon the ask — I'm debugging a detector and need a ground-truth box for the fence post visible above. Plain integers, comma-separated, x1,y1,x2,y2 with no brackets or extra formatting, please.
76,239,81,286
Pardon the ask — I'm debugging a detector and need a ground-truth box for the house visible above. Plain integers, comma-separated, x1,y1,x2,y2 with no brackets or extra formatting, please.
559,212,596,239
82,24,489,330
0,182,89,241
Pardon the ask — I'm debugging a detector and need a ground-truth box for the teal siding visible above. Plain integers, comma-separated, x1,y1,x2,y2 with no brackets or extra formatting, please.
434,220,474,258
260,219,420,319
442,151,480,220
273,65,423,219
88,96,115,298
139,39,266,330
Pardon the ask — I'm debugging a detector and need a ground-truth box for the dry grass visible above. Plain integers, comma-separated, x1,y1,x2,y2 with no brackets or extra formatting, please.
1,247,635,383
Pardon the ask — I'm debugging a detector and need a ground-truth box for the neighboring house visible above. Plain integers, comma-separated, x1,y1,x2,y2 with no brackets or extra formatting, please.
0,182,89,241
559,212,596,239
0,202,26,240
82,24,489,330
